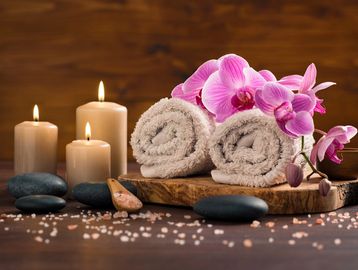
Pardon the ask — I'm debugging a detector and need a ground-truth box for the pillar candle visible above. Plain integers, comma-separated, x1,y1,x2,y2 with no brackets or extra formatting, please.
14,105,58,175
76,81,127,178
66,122,111,190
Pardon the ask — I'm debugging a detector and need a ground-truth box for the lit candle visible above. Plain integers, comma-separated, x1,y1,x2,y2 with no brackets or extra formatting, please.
66,122,111,190
76,81,127,178
14,105,58,174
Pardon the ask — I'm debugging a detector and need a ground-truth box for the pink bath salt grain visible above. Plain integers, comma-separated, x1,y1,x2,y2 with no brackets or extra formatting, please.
243,239,253,248
67,224,78,230
315,218,325,225
334,238,342,245
265,222,275,228
250,220,261,228
292,231,308,239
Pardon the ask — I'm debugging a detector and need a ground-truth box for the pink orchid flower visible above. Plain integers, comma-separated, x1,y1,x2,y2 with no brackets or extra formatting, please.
171,59,218,111
255,82,315,137
201,54,266,122
310,125,357,164
259,69,303,90
298,63,336,115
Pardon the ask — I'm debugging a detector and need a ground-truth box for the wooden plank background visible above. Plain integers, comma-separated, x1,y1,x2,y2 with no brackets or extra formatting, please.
0,0,357,162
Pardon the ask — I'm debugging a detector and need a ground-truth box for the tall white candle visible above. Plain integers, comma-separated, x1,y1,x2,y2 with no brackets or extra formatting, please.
14,105,58,175
66,122,111,190
76,81,127,178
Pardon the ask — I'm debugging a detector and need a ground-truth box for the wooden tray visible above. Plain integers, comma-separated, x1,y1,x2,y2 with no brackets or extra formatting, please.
119,173,358,214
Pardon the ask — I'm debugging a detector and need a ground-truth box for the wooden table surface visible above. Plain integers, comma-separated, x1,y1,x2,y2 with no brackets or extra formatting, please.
1,162,358,270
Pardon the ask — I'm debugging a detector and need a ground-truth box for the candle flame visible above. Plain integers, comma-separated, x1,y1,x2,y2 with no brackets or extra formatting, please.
33,105,39,122
85,122,91,141
98,81,105,102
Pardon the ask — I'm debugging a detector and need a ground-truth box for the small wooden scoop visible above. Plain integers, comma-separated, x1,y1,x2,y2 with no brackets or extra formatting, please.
107,178,143,213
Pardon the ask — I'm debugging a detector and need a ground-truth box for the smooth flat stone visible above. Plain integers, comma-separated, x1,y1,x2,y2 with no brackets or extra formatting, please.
193,195,268,221
8,173,67,199
15,195,66,213
72,181,137,208
107,178,142,213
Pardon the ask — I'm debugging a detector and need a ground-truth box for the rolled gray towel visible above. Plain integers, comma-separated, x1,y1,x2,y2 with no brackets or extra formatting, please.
209,109,314,187
131,98,215,178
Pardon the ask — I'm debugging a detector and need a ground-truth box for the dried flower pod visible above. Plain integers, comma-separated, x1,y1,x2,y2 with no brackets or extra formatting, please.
285,163,303,187
319,178,332,196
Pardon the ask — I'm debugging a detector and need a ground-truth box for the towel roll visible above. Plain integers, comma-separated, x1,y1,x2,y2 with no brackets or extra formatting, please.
209,109,314,187
131,98,215,178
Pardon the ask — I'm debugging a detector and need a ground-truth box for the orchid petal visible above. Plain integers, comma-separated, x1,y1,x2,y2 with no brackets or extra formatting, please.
325,143,342,164
312,82,336,93
300,63,317,92
183,59,218,92
254,90,275,115
259,70,277,81
346,126,358,139
278,75,303,90
310,142,320,164
317,136,335,162
171,83,198,104
219,54,249,89
325,126,349,139
262,82,294,107
202,72,236,122
285,111,314,136
292,94,315,112
244,67,266,89
314,98,326,114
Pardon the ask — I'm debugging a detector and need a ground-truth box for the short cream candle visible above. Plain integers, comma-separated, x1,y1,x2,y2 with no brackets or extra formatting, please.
76,81,127,178
14,105,58,175
66,122,111,190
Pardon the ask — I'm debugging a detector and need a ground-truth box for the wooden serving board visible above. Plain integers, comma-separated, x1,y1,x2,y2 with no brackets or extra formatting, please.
119,173,358,214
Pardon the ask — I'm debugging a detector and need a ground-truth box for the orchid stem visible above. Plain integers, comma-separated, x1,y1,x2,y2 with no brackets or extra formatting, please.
314,129,327,136
300,152,328,180
299,136,328,180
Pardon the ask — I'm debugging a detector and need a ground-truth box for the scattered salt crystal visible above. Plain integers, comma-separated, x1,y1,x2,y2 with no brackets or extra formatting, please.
288,239,296,245
83,233,90,239
34,236,43,243
194,240,200,246
142,232,151,238
250,220,260,228
334,238,342,245
243,239,253,248
197,228,203,234
228,241,235,248
214,229,224,235
207,224,213,228
50,229,58,237
120,235,129,242
178,233,186,239
44,239,50,244
4,227,9,231
292,231,308,239
265,222,275,228
268,237,274,243
173,229,178,234
161,227,168,234
184,215,191,219
91,233,100,240
315,218,325,225
282,225,288,229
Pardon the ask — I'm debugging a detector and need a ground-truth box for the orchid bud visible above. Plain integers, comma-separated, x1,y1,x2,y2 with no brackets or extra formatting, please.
285,163,303,187
319,178,332,197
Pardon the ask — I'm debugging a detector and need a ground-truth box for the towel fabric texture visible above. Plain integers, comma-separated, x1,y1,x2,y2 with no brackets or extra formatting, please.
209,109,314,187
131,98,215,178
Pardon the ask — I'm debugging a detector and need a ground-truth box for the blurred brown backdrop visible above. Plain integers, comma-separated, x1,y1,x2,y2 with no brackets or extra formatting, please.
0,0,357,162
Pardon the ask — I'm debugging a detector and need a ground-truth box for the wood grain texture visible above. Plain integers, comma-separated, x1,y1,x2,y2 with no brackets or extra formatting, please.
119,173,358,214
0,0,357,162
